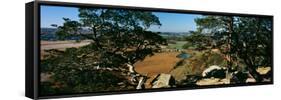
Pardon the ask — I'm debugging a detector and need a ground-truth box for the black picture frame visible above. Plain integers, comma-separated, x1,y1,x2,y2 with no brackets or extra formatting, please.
26,1,274,99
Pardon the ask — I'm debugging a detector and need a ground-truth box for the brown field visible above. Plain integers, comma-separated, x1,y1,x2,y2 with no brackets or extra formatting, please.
134,52,181,76
40,40,91,59
134,52,182,88
41,40,91,50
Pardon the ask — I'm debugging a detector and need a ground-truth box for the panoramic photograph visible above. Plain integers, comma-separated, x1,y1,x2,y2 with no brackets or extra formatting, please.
39,5,273,96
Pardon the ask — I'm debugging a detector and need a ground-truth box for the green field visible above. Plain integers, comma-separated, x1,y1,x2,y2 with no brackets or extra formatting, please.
167,41,187,49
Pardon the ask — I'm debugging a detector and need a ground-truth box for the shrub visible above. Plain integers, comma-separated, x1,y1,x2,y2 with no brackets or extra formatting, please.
40,44,130,96
182,42,193,49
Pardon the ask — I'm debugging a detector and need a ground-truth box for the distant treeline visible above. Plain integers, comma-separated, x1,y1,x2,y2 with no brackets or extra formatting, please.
41,28,190,41
41,28,91,40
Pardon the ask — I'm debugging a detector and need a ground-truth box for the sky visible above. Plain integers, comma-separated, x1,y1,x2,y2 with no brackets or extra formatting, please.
40,5,200,32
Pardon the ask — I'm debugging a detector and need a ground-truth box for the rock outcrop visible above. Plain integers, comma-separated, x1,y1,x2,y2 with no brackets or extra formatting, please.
202,65,226,78
152,73,175,88
196,78,230,86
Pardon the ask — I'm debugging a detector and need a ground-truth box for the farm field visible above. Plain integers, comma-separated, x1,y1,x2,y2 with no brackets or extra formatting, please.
167,41,187,49
40,40,91,59
41,40,91,50
134,52,181,76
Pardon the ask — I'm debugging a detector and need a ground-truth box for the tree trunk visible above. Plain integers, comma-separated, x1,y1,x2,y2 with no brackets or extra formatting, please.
92,26,101,48
248,66,262,82
244,59,263,82
225,16,234,79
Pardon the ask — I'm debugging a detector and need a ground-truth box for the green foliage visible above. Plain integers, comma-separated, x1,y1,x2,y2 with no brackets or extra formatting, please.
194,15,273,82
40,45,130,95
182,42,192,49
54,8,167,68
234,17,273,67
55,18,83,40
184,31,212,50
204,52,227,67
194,16,235,52
40,70,127,96
42,8,167,95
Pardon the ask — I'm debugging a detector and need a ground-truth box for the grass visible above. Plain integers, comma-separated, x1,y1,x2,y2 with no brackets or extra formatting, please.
167,41,187,49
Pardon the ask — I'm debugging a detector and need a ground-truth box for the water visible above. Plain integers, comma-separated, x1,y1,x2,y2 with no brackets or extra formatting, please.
176,52,191,59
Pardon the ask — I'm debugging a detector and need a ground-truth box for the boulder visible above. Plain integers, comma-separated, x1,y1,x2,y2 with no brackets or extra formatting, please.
202,65,226,78
256,66,272,82
245,78,256,83
152,74,175,88
256,67,271,75
196,78,230,86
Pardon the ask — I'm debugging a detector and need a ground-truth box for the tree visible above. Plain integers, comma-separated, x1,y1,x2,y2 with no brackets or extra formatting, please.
54,18,83,40
233,17,273,82
194,16,236,79
194,15,272,82
48,8,166,89
184,30,212,50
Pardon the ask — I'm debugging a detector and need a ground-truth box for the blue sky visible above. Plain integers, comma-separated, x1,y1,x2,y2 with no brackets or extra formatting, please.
41,5,199,32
